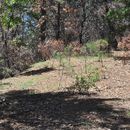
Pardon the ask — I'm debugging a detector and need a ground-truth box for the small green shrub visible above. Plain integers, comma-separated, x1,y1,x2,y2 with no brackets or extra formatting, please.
86,39,108,56
86,41,98,56
0,67,12,78
74,75,93,92
95,39,109,50
53,51,65,66
70,65,100,92
53,51,64,59
63,46,72,57
86,39,108,63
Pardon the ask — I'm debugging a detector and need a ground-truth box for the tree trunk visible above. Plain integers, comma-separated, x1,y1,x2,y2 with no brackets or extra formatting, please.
40,0,46,43
3,32,10,68
56,2,61,40
79,0,86,44
104,0,118,50
0,22,10,68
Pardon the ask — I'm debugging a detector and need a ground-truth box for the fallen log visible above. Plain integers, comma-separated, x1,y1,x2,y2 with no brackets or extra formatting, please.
112,51,130,64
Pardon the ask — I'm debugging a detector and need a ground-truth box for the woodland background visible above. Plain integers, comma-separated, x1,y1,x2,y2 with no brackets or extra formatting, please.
0,0,129,78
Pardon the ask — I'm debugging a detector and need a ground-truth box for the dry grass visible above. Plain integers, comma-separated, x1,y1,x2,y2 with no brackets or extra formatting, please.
1,55,130,99
0,56,100,93
1,56,130,130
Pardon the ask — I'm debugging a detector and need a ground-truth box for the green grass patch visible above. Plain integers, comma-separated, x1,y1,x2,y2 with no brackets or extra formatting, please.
0,82,11,89
31,61,49,69
20,80,36,90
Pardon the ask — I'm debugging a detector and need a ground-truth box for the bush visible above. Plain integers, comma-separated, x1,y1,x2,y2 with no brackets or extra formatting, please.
0,67,12,79
74,75,95,92
86,39,109,56
0,45,34,79
69,65,100,93
63,46,73,57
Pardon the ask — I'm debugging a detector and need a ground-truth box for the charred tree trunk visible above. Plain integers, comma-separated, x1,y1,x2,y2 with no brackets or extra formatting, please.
104,0,118,50
79,0,86,44
56,2,61,40
3,38,10,68
0,22,10,68
2,31,10,68
40,0,46,43
107,19,118,50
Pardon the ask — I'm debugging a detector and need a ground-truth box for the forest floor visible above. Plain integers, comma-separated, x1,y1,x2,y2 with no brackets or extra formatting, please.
0,56,130,130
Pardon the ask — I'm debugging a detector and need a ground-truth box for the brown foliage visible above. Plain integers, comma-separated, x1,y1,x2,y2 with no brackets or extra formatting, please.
63,7,78,13
38,39,65,60
113,34,130,64
8,46,34,70
112,50,130,65
69,41,82,54
117,34,130,51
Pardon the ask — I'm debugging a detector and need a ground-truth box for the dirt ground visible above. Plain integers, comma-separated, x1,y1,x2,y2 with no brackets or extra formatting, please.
0,57,130,130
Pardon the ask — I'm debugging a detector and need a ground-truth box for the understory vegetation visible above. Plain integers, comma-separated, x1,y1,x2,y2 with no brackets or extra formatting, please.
0,0,130,130
0,0,130,78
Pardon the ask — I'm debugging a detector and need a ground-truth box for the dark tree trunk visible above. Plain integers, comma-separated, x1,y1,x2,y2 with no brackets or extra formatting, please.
107,19,118,50
0,22,10,68
104,0,118,50
79,0,86,44
40,0,46,43
3,32,10,68
56,2,61,40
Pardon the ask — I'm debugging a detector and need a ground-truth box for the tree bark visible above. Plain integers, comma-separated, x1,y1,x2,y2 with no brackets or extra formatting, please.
3,32,10,68
79,0,86,44
0,22,10,68
40,0,46,43
56,2,61,40
104,0,118,50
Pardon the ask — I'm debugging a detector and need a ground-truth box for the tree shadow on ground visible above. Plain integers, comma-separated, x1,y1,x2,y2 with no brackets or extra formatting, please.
0,90,130,130
21,67,55,76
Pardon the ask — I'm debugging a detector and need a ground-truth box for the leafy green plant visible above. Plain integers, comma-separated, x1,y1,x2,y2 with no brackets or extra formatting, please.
86,41,98,56
107,0,130,20
95,39,109,51
62,46,73,58
53,51,64,59
86,39,108,56
107,0,130,35
53,51,65,66
86,39,108,64
70,65,100,92
74,75,91,92
0,67,12,78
